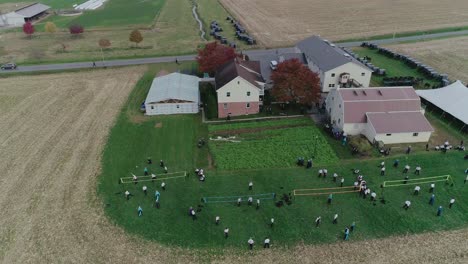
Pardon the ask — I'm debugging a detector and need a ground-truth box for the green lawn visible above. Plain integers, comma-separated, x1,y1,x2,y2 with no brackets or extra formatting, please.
352,47,441,89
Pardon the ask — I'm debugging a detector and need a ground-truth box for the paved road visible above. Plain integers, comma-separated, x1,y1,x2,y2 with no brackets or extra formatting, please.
2,30,468,74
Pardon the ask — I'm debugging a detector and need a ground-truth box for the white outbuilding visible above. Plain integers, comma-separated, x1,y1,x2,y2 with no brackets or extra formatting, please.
145,72,200,115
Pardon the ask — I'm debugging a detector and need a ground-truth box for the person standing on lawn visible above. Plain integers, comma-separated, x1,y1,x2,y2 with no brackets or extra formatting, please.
315,216,321,227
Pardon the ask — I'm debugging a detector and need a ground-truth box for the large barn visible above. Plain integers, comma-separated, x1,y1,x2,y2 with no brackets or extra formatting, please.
0,3,51,27
145,72,200,115
325,86,434,144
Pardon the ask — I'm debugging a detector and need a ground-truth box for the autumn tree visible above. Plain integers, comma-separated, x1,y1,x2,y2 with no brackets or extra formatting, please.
129,30,143,47
271,58,321,106
69,24,84,37
23,22,35,38
196,41,236,74
45,22,57,34
98,39,111,62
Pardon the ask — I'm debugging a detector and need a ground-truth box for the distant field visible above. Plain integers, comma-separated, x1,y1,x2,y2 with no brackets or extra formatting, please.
220,0,468,47
208,118,338,170
0,0,72,9
386,36,468,83
0,0,202,64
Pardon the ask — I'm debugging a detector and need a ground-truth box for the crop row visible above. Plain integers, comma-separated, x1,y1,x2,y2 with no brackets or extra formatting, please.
208,117,312,133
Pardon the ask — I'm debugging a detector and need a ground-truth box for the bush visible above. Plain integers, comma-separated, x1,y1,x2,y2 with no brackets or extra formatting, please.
349,135,373,155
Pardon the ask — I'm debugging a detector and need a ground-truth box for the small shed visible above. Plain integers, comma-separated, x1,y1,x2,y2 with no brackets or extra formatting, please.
145,72,200,115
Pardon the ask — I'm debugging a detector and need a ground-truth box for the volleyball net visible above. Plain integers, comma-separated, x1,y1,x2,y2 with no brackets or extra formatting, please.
382,175,452,188
203,193,275,203
293,184,362,196
119,171,187,184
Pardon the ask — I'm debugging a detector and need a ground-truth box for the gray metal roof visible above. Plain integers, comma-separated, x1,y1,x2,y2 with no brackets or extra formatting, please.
296,36,369,72
146,72,200,104
258,53,307,84
15,3,50,17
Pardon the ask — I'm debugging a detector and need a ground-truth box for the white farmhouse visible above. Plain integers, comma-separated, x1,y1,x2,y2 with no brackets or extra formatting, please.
215,59,265,118
325,87,434,144
145,72,200,115
296,36,372,92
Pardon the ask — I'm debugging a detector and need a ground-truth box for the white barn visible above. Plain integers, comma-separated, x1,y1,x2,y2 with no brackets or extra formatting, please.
145,72,200,115
325,87,434,144
0,3,51,27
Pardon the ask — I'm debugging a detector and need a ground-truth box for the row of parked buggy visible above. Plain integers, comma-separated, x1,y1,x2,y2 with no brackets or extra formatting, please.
382,76,424,86
209,18,256,46
342,48,386,76
361,42,450,86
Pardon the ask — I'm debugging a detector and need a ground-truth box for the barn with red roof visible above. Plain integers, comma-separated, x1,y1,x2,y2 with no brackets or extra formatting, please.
325,87,433,144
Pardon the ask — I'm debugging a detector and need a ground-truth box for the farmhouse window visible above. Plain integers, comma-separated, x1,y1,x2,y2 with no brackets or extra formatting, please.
247,91,251,96
238,81,240,84
151,106,154,110
338,118,341,124
413,133,419,136
339,104,341,108
361,72,365,76
227,92,231,97
331,73,335,77
386,134,392,136
246,103,250,108
176,105,180,108
329,84,335,88
223,103,228,109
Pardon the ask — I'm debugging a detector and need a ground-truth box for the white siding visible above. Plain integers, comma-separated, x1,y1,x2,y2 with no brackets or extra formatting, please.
374,131,432,144
217,76,260,103
343,123,367,135
322,62,372,92
145,102,198,115
325,89,344,131
0,12,25,26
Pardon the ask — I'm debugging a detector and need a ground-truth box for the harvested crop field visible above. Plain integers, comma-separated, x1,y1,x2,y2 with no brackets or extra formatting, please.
0,68,467,263
220,0,468,46
386,36,468,83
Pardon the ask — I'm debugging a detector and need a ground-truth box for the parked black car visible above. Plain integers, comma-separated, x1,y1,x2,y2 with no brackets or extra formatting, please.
1,63,17,70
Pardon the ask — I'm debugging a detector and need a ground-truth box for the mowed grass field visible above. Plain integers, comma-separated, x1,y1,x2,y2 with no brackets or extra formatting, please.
0,0,203,64
208,118,338,169
351,47,440,88
41,0,166,28
386,36,468,83
98,69,468,249
220,0,468,46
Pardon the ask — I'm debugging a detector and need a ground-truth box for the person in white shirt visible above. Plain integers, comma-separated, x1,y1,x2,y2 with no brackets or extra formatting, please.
340,177,345,187
161,181,166,190
132,174,138,184
142,185,147,195
380,161,385,168
414,186,421,195
125,190,130,200
323,169,328,178
403,200,411,210
315,216,321,227
449,198,455,208
249,181,253,190
264,237,270,248
333,173,338,182
371,192,377,201
415,166,421,175
318,169,323,177
429,183,435,193
237,197,241,207
380,166,386,176
224,227,229,238
256,199,260,210
248,238,254,250
151,173,156,181
332,214,338,224
404,165,410,173
215,216,220,225
191,209,196,220
248,197,253,206
270,218,275,227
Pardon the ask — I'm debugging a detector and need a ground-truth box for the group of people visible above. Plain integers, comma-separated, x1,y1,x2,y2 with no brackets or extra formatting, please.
297,157,313,168
195,168,206,181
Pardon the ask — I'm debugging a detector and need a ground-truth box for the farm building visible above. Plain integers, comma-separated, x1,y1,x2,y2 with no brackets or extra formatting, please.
145,72,200,115
215,59,265,118
0,3,51,27
296,36,372,92
325,87,434,144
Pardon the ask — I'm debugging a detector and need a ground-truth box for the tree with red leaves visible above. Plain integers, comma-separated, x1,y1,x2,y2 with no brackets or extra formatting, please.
23,22,35,38
271,58,321,105
196,42,236,74
69,24,84,37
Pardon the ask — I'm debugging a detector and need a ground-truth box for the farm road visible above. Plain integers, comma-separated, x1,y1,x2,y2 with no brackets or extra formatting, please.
2,30,468,74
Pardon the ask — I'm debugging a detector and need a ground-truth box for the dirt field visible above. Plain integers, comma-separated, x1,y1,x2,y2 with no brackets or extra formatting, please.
0,67,467,263
220,0,468,47
386,36,468,83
